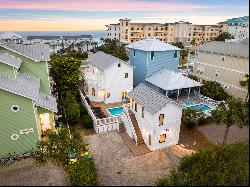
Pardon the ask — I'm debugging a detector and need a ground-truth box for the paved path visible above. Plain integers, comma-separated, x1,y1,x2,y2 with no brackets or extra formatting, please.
84,132,194,186
0,158,69,186
197,123,249,144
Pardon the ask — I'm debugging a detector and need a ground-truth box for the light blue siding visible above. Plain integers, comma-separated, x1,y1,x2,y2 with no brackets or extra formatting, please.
147,51,179,76
129,48,180,86
129,49,148,86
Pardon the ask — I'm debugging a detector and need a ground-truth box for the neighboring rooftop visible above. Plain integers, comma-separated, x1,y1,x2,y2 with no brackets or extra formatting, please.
0,53,22,69
127,83,172,114
35,93,58,112
127,38,181,51
0,32,22,39
87,51,127,71
26,35,93,41
146,68,202,91
1,43,51,61
195,41,249,58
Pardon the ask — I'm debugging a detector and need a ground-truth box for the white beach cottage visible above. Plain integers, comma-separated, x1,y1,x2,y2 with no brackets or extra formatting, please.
123,83,182,151
83,51,133,104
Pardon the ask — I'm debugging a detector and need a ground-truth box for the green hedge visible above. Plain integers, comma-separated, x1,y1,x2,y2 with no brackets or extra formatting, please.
69,158,98,186
80,106,88,117
82,115,93,129
156,142,249,186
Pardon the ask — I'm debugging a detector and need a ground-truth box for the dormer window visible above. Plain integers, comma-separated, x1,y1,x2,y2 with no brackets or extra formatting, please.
150,51,154,60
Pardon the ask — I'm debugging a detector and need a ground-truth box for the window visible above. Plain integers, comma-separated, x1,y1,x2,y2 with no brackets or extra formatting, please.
122,92,127,100
174,51,177,58
106,92,110,98
92,88,95,96
148,134,151,146
133,49,136,57
135,102,137,112
118,63,121,67
216,70,219,77
11,105,20,112
142,107,144,118
159,114,164,126
221,56,225,63
132,99,134,109
85,84,89,94
148,33,151,37
159,134,166,143
125,73,128,78
150,51,154,60
126,22,128,26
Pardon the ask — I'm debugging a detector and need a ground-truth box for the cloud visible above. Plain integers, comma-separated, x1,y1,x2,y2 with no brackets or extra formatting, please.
0,0,211,12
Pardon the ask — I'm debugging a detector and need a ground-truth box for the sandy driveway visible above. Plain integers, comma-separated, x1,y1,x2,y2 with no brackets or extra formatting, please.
84,132,194,186
0,158,69,186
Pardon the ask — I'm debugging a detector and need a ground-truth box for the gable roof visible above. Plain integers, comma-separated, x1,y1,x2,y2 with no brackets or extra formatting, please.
0,73,57,112
0,53,23,69
127,38,181,51
1,43,51,61
127,83,172,114
87,51,127,71
146,68,202,90
0,73,40,100
0,32,22,39
194,41,249,58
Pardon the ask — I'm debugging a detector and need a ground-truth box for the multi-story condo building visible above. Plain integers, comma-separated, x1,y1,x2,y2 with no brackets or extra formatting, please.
0,32,22,44
25,35,94,53
226,16,249,40
189,38,249,100
83,51,133,104
106,18,228,46
0,43,58,158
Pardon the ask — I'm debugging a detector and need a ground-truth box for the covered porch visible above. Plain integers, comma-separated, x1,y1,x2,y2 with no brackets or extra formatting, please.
145,68,202,104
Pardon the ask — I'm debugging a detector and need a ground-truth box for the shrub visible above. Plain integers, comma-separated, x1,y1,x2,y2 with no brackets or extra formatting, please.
182,108,206,129
186,119,198,129
155,142,249,186
201,81,229,101
80,106,88,117
82,115,93,129
69,158,98,186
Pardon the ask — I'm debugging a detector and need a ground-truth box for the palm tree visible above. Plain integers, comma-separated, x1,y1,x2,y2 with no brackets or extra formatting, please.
211,97,248,143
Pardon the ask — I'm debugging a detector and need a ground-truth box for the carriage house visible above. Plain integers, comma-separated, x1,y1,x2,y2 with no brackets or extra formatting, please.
83,51,133,104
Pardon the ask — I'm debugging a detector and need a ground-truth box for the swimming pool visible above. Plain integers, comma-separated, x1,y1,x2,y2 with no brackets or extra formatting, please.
107,107,123,116
185,100,197,105
186,104,210,112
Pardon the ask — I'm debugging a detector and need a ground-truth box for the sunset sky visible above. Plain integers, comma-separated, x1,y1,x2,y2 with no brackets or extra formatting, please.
0,0,249,31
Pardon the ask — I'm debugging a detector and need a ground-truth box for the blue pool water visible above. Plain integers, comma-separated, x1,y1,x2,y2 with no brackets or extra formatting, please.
186,104,210,112
185,100,196,105
107,107,123,116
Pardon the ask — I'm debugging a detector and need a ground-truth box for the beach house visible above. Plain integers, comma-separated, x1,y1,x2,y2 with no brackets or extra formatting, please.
0,43,57,158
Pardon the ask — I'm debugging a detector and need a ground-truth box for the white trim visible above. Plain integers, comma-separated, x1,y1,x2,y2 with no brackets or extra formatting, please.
0,86,36,100
10,134,19,141
195,60,248,74
32,101,41,141
45,61,52,95
11,104,20,112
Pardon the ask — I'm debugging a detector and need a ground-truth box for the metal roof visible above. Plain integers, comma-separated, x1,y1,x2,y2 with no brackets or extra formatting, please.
35,93,58,112
0,73,57,112
127,83,172,114
0,53,22,69
127,38,181,51
1,43,51,61
27,35,93,41
0,73,40,100
87,51,127,71
195,41,249,58
0,32,22,39
146,68,202,90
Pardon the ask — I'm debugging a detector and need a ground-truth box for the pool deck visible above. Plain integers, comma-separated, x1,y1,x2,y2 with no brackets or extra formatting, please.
90,101,126,117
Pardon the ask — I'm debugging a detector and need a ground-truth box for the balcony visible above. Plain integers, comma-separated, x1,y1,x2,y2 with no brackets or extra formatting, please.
84,72,105,88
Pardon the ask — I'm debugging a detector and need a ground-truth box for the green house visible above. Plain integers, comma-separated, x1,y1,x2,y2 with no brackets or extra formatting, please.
0,43,57,158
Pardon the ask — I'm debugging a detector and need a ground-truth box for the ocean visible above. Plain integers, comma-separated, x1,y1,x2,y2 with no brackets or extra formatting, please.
0,30,107,43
